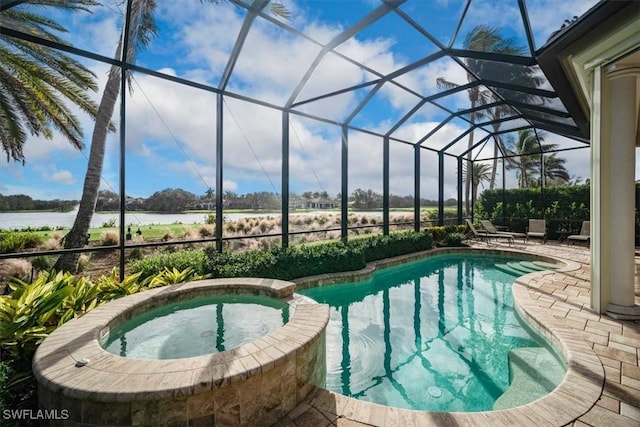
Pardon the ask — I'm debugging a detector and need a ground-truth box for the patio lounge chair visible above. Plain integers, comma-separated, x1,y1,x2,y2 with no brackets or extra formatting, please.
567,221,590,245
526,219,547,243
466,219,513,245
479,219,527,243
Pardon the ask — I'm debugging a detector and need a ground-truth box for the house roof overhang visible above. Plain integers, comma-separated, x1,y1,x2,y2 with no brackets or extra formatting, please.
536,1,640,140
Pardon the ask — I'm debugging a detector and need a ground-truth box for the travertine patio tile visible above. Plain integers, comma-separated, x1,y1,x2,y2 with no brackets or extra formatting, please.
585,325,612,337
603,381,640,407
610,333,640,348
561,287,581,296
335,418,367,426
366,403,387,426
622,363,640,380
553,300,583,312
621,374,640,390
291,406,331,427
575,295,591,305
271,415,297,427
580,330,609,346
622,324,640,339
620,403,640,421
604,364,621,383
593,344,637,365
561,317,587,331
568,308,601,321
610,340,639,356
596,394,620,412
551,290,570,301
548,306,570,318
579,403,640,427
571,420,592,426
382,406,401,426
286,402,312,420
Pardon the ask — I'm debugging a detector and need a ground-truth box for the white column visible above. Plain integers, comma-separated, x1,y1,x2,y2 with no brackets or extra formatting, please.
600,64,640,319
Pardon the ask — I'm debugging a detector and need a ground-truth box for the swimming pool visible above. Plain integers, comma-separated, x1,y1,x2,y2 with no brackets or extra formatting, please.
102,294,290,359
300,253,567,412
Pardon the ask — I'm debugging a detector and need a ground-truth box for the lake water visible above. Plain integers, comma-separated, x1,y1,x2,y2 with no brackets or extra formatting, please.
0,210,387,230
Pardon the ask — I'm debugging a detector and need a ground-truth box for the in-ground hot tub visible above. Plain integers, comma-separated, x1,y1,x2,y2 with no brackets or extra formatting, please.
33,278,329,426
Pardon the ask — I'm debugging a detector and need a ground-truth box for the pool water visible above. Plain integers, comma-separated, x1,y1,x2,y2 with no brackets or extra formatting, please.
299,253,566,412
102,294,289,359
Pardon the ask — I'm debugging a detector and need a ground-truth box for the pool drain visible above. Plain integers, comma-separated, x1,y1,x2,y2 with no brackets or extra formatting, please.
428,386,442,398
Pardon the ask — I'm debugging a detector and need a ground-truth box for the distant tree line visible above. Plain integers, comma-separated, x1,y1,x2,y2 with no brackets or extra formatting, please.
1,188,459,214
0,194,76,212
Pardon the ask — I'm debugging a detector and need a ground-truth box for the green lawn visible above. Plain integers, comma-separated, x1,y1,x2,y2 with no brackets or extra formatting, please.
28,223,196,243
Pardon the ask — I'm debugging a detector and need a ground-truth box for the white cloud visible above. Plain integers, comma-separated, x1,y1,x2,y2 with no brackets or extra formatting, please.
526,0,599,49
51,170,75,185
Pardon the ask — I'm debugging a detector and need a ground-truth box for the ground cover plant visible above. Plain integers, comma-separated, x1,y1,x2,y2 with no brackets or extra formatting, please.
0,267,202,425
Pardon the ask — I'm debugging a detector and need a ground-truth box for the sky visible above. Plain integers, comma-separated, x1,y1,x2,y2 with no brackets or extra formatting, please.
0,0,605,202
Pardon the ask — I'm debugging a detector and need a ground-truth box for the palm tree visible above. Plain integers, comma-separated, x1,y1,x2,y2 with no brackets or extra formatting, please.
465,161,492,204
505,129,568,188
55,0,290,272
205,187,215,199
0,1,100,163
541,154,570,186
437,25,521,215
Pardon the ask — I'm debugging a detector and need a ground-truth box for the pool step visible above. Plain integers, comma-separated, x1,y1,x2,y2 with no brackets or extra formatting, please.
494,263,524,276
531,261,561,270
506,262,538,274
518,261,548,271
493,347,566,410
495,261,560,277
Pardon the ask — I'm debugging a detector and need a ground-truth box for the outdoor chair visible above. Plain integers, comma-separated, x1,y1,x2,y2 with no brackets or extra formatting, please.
465,219,513,246
479,219,527,244
567,221,590,245
526,219,547,243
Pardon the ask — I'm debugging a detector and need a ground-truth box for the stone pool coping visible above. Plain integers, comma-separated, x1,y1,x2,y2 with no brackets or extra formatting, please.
33,277,329,403
290,247,605,426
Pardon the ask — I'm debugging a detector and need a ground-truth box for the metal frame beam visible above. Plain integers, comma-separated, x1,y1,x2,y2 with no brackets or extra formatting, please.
284,2,401,109
218,0,270,91
383,136,390,235
282,111,290,247
414,145,421,231
446,48,536,66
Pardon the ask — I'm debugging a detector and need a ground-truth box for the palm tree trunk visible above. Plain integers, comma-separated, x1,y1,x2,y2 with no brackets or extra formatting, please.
55,61,121,272
489,134,499,190
464,105,477,217
465,134,473,216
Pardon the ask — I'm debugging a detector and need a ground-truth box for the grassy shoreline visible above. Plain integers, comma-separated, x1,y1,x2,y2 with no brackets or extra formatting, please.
1,209,444,237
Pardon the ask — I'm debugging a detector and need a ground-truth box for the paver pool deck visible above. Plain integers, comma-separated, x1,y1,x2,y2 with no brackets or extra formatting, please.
278,241,640,427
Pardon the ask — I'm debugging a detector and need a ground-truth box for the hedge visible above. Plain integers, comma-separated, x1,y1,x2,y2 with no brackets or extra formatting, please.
131,230,440,281
475,185,590,238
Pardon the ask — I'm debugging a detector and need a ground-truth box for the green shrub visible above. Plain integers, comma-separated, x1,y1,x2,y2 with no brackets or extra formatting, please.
102,218,117,228
204,213,216,225
428,225,466,245
129,249,208,279
204,241,366,280
0,232,43,254
445,232,465,247
429,226,448,243
204,248,277,278
278,242,365,279
31,256,55,272
348,230,434,262
127,248,143,260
